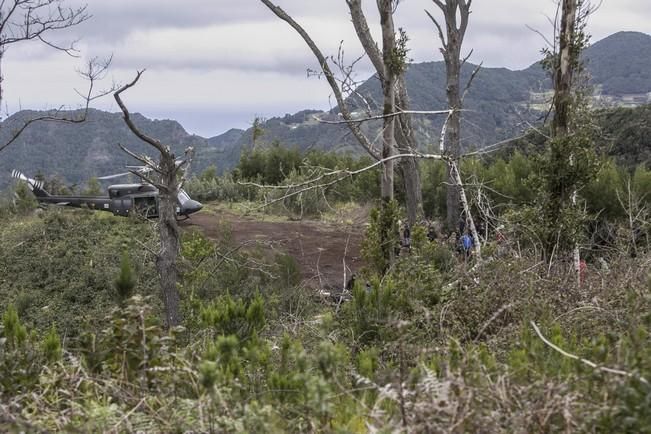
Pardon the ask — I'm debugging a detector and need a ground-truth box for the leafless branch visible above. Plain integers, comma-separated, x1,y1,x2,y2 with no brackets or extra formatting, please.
424,9,446,48
461,61,482,103
0,0,90,56
526,24,555,49
243,150,447,210
531,321,649,385
461,48,474,67
117,143,163,176
314,109,454,125
0,55,113,154
114,70,171,157
260,0,379,160
461,134,527,157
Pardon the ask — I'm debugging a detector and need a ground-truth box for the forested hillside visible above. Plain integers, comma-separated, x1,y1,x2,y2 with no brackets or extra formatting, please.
0,109,241,189
0,32,649,190
228,31,651,159
584,31,651,95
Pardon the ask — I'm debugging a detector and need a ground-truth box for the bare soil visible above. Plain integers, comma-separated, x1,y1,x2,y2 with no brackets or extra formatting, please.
181,208,365,290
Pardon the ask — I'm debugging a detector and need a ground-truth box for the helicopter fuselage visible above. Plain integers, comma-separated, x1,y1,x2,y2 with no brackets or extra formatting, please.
12,171,202,218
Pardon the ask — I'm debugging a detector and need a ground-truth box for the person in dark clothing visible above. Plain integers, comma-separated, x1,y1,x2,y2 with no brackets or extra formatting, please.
345,273,356,291
427,223,437,242
403,223,411,250
458,217,466,238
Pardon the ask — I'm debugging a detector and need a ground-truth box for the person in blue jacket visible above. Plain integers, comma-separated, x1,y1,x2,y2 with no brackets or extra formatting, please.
460,232,474,260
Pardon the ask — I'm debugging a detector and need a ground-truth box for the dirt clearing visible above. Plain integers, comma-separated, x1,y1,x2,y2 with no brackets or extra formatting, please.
181,207,366,290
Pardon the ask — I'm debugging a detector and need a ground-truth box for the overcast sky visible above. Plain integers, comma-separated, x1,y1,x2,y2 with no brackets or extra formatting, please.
3,0,649,137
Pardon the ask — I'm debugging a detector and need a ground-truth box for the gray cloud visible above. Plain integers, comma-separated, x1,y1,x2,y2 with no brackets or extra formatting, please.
69,0,348,43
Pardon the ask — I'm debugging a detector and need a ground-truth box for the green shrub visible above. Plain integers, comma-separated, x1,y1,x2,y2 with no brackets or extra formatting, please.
200,293,265,342
114,251,137,301
361,201,400,275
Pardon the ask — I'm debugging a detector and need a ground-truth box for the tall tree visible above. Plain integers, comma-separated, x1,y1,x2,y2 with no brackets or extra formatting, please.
529,0,598,285
377,0,398,205
114,71,193,327
547,0,595,284
426,0,472,231
346,0,424,225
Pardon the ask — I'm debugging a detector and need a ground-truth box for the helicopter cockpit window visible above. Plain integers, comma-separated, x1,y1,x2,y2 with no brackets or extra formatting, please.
178,190,190,204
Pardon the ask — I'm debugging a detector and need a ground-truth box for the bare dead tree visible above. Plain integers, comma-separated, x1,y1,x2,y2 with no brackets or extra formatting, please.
261,0,438,232
0,0,90,105
114,71,193,328
0,55,113,154
0,1,105,154
347,0,425,225
260,0,403,268
555,0,581,285
426,0,473,231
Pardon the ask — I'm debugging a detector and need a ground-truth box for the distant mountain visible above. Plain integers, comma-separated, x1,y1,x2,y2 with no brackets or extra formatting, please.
221,31,650,163
0,109,242,188
0,32,648,189
584,31,651,95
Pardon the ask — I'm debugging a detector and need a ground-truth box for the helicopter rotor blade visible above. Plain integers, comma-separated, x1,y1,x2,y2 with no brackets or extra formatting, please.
97,172,131,180
98,158,187,182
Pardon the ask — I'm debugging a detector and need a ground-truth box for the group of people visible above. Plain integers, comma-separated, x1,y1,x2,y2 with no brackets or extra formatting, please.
398,218,477,260
399,216,511,262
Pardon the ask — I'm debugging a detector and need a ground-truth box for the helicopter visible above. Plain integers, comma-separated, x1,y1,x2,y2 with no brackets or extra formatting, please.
11,170,203,218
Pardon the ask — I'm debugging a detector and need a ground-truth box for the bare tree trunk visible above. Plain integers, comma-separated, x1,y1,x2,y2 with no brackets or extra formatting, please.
442,7,462,232
156,159,182,327
114,71,185,327
379,0,396,203
378,0,397,267
553,0,580,285
347,0,424,225
445,92,461,232
395,79,425,225
427,0,471,231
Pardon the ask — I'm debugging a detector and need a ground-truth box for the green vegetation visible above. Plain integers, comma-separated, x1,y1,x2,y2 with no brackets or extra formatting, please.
0,205,649,431
186,147,379,218
2,128,650,430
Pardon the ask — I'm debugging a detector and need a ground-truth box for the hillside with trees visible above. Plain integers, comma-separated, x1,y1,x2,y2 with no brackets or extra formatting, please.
0,31,649,190
584,31,651,95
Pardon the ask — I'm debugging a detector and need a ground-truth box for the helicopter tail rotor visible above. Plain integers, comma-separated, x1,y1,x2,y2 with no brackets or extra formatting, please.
11,170,50,197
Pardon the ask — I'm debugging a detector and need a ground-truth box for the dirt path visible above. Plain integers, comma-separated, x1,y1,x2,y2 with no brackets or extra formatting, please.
181,209,365,290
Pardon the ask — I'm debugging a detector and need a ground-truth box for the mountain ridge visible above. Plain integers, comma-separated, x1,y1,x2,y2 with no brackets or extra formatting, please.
0,31,649,188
